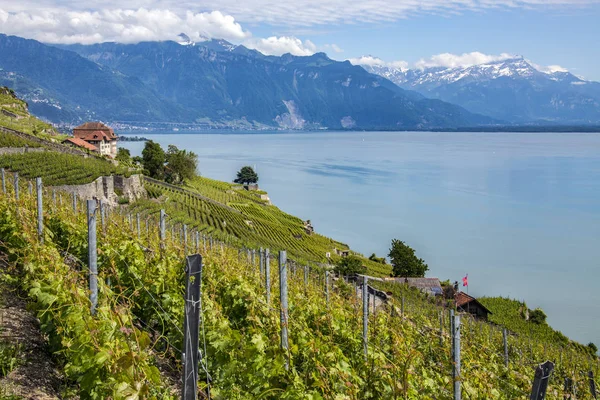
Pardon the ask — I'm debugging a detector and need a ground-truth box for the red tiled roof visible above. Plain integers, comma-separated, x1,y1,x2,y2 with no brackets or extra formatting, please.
62,137,98,152
73,121,117,139
81,130,111,142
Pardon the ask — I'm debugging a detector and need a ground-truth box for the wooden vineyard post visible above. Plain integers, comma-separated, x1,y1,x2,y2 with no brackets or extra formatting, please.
452,311,461,400
100,201,106,236
530,361,554,400
52,190,56,208
183,224,188,255
439,311,444,347
279,251,289,370
14,172,19,201
159,209,166,252
304,265,309,288
181,254,203,400
563,377,573,400
195,231,199,254
87,200,98,316
325,270,330,307
28,181,32,196
36,177,43,244
590,371,597,399
362,276,368,359
1,168,5,194
136,213,141,239
503,328,509,368
265,248,271,305
259,247,264,277
72,192,77,213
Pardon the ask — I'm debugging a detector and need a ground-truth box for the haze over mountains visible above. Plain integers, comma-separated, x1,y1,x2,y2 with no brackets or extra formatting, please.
0,32,599,129
357,56,600,125
0,34,492,130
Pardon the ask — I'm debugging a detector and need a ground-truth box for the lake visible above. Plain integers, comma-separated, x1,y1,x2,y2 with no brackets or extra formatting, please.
121,131,600,345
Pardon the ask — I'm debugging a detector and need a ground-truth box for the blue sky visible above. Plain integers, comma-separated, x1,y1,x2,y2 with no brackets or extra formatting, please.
1,0,599,79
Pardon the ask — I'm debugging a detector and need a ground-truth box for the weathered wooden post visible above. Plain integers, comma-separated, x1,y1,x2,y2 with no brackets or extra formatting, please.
72,192,77,213
28,181,32,196
183,224,188,255
362,276,368,359
87,200,98,316
590,371,597,399
1,168,5,194
100,201,106,235
136,213,141,239
14,172,19,201
195,231,199,254
452,311,461,400
159,209,166,251
325,270,330,307
279,251,289,370
36,178,43,244
265,248,271,305
563,377,573,400
439,311,444,347
252,249,256,268
529,361,554,400
52,189,56,208
503,328,509,368
304,265,309,287
181,254,203,400
259,247,264,277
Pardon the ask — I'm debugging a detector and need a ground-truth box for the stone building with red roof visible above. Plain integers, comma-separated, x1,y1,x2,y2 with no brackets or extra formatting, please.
72,122,118,158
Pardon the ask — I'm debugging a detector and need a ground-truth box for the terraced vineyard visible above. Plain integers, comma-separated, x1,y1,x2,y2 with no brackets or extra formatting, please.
0,174,597,399
140,177,366,269
0,129,43,147
0,151,132,185
0,86,58,138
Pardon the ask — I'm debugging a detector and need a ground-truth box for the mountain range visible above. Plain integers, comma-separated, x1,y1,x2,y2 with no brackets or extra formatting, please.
0,34,492,130
1,33,598,129
359,57,600,124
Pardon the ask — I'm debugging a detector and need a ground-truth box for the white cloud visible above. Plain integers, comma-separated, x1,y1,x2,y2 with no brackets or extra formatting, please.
348,55,408,70
415,52,515,69
322,43,344,53
0,9,250,44
529,61,569,74
1,0,597,31
244,36,317,56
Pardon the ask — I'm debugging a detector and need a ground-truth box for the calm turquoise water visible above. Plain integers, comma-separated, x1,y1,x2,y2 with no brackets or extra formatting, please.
121,131,600,345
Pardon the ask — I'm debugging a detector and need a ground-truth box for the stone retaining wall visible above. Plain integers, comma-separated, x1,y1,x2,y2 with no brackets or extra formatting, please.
0,147,46,155
49,174,145,206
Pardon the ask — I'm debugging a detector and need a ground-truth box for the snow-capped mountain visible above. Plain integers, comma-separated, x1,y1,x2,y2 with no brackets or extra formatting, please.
358,56,600,124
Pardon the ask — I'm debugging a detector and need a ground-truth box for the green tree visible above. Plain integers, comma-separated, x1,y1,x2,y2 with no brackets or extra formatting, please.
369,253,386,264
165,144,198,184
115,148,131,163
141,140,165,179
334,255,366,276
388,239,429,277
529,308,547,325
587,342,598,355
234,166,259,184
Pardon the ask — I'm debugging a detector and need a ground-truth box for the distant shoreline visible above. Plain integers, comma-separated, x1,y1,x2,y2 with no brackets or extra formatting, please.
117,126,600,134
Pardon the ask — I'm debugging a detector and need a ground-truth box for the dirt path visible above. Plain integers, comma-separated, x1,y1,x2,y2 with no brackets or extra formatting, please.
0,276,66,399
